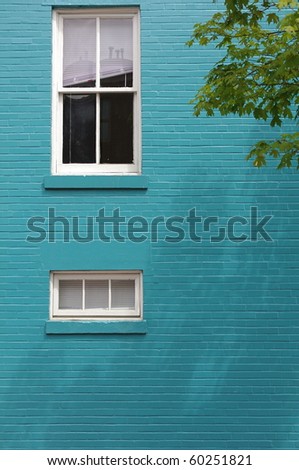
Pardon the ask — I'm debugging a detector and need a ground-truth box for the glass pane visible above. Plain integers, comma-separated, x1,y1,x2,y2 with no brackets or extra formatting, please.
85,280,109,309
59,280,82,309
100,94,133,164
100,18,133,87
63,94,96,164
63,19,96,87
111,280,135,309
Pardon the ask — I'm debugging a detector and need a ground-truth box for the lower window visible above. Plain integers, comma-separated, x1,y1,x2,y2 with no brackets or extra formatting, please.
51,271,142,320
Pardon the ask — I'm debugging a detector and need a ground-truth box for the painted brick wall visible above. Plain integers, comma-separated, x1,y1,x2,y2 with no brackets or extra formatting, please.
1,0,299,450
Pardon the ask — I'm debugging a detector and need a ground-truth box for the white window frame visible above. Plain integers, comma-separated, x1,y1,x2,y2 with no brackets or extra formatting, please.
51,271,142,321
52,8,141,175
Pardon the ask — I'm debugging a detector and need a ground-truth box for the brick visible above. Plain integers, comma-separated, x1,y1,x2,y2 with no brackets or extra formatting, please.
0,0,299,451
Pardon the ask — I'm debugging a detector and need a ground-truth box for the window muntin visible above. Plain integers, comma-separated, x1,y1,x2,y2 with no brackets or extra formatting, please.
52,9,140,175
51,271,142,320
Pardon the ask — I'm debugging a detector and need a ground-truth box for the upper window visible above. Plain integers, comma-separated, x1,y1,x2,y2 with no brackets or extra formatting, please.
52,9,140,175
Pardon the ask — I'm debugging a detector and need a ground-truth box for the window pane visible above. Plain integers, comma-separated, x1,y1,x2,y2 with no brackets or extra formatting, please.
63,94,96,164
100,18,133,87
100,94,133,163
85,280,109,309
59,280,83,309
111,280,135,309
63,19,96,87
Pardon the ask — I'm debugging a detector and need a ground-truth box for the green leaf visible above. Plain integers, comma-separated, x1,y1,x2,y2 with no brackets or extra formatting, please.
188,0,299,169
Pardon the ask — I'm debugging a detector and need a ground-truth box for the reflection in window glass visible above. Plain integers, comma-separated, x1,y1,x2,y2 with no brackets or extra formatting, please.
100,94,133,164
63,95,96,164
63,19,96,87
100,18,133,88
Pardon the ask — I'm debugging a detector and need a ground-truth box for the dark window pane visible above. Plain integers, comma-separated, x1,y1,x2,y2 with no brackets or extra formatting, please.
100,72,132,88
100,94,133,164
63,94,96,164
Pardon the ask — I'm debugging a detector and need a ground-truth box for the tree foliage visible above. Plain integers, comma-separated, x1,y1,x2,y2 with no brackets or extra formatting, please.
188,0,299,169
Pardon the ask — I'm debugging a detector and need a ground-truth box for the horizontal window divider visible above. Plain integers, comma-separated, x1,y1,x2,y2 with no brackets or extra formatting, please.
55,10,138,18
45,320,147,335
43,175,148,189
53,311,139,318
58,87,137,94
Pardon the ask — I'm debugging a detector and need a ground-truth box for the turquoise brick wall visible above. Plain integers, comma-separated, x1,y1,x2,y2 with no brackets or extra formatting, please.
1,0,299,450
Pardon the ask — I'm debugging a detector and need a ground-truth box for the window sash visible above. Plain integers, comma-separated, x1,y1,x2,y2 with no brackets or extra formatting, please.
51,271,142,320
61,15,136,91
52,9,140,175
